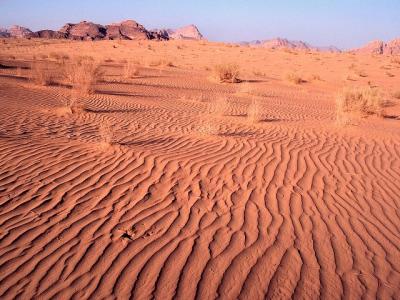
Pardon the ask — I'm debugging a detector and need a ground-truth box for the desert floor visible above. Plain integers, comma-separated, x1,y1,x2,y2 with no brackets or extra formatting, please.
0,39,400,299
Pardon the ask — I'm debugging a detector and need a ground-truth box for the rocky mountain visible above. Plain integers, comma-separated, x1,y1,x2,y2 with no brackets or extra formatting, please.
241,38,341,53
6,25,37,38
353,39,400,55
106,20,148,40
0,21,205,41
0,20,171,41
167,25,204,40
59,21,107,40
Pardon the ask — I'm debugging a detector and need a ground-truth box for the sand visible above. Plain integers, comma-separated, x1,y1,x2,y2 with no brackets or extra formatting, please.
0,39,399,299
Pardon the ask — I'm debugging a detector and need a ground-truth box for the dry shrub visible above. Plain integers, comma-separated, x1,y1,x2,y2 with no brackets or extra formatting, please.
49,52,69,62
58,94,86,115
309,74,321,81
63,57,102,95
247,99,263,123
286,72,304,84
30,62,55,86
393,91,400,99
123,61,139,79
355,69,368,78
336,87,384,123
253,70,266,77
390,57,400,65
386,72,395,78
213,64,240,83
150,59,174,68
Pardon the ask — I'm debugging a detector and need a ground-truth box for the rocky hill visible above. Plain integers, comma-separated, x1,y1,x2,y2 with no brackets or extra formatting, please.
166,25,204,40
353,39,400,55
241,38,341,53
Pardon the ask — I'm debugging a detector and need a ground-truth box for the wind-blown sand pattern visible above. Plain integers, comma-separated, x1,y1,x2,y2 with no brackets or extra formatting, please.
0,39,400,299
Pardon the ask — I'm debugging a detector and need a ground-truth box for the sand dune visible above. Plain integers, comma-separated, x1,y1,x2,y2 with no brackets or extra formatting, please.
0,39,400,299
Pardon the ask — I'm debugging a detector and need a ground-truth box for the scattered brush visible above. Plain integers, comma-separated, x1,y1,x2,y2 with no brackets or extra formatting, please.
149,59,175,68
386,71,395,78
58,93,86,115
253,70,266,77
286,72,304,84
393,91,400,99
247,99,264,123
63,56,102,96
355,69,368,78
30,62,55,86
49,52,69,62
336,87,384,124
309,74,321,81
213,63,241,83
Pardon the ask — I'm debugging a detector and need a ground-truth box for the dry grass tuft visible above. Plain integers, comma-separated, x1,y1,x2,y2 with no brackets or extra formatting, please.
336,87,384,123
309,74,321,81
213,64,241,83
247,99,264,123
150,59,175,68
30,62,55,86
63,57,102,96
286,72,304,84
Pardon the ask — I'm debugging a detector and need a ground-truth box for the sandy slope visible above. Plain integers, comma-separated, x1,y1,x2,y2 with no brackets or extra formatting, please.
0,39,400,299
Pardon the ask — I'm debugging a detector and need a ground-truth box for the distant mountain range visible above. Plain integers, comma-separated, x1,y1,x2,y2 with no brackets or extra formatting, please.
350,39,400,55
0,21,204,41
1,20,399,55
239,38,341,53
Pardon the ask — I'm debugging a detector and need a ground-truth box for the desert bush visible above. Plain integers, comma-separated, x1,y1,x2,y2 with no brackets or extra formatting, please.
123,62,139,79
336,87,384,122
48,52,70,63
63,57,102,95
247,99,263,123
253,70,266,77
286,72,304,84
213,64,240,83
393,91,400,99
355,69,368,77
30,62,55,86
390,57,400,65
309,74,321,81
150,59,174,68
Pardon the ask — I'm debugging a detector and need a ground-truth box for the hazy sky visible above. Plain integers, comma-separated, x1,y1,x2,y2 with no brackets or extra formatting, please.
1,0,399,49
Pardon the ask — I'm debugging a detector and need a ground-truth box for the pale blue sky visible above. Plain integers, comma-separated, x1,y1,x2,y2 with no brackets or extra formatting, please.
1,0,399,49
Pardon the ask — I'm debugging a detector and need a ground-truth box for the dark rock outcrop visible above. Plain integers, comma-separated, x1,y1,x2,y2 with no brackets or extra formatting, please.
105,20,151,40
59,21,106,40
36,30,67,39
